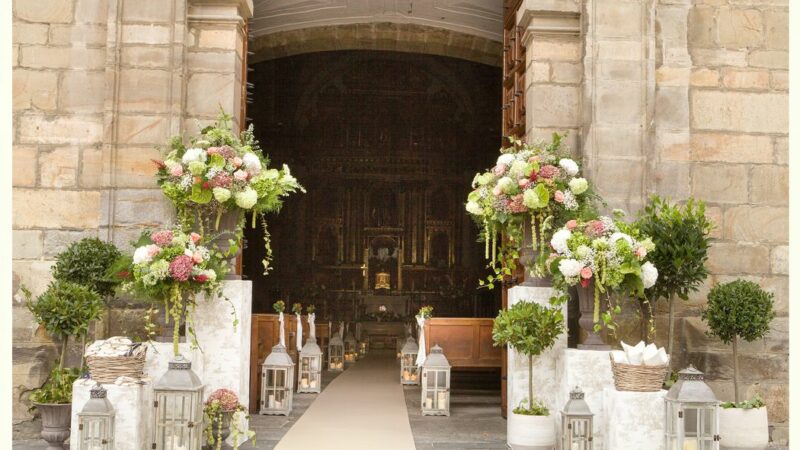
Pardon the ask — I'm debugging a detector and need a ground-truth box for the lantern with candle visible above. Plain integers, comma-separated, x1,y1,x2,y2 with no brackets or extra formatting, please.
400,337,419,385
298,307,322,394
344,327,357,364
561,386,593,450
259,344,295,416
420,344,450,416
78,384,115,450
152,355,204,450
664,366,720,450
328,331,344,371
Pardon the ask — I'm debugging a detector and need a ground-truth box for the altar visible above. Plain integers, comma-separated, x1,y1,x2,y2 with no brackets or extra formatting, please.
362,294,411,317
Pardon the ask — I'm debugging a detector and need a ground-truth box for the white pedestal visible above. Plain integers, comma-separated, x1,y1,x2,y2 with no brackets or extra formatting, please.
506,286,565,439
70,378,151,450
603,388,666,450
555,348,615,449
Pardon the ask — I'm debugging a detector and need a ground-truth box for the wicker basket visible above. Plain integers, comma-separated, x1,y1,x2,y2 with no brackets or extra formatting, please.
86,345,147,383
609,353,669,392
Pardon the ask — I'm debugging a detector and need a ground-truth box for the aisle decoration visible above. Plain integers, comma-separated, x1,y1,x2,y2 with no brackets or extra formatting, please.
415,306,433,367
546,211,658,341
274,300,286,347
420,345,451,416
292,302,303,353
328,322,345,371
466,135,598,288
203,388,255,450
400,337,420,385
154,111,304,274
298,305,322,393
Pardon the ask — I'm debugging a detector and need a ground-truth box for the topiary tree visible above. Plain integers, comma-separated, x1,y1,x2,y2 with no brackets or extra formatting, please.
701,279,774,403
52,238,122,298
492,301,564,415
636,196,712,357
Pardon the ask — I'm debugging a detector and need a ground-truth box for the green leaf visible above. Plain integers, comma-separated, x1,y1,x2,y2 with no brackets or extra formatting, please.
209,154,225,168
190,185,213,204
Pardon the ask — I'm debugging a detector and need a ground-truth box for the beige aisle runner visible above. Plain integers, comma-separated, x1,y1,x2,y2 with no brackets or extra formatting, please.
276,350,416,450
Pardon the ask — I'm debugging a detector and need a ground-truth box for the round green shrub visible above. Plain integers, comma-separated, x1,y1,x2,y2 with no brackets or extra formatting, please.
702,279,774,344
52,238,122,298
26,280,104,341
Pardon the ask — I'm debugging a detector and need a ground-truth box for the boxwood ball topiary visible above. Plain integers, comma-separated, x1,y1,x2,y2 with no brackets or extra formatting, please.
52,238,122,298
702,279,774,344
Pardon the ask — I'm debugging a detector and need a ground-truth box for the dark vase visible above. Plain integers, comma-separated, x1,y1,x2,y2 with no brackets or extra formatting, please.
34,403,71,450
518,216,552,287
203,410,234,450
576,279,610,350
196,209,243,280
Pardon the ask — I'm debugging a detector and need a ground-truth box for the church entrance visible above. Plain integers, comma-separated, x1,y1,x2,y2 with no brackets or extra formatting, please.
241,50,504,412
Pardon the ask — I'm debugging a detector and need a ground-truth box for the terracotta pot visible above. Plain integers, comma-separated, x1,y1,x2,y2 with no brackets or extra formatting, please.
203,410,234,450
507,411,555,449
719,406,769,450
518,216,551,287
575,279,610,350
34,402,71,450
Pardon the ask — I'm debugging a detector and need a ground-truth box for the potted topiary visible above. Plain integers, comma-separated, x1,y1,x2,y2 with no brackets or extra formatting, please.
23,281,104,450
493,300,565,449
203,388,255,450
636,196,712,356
702,279,774,450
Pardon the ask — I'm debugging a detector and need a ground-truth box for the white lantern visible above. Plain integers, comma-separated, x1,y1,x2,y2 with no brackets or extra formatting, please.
561,386,593,450
665,366,720,450
152,356,204,450
400,337,419,385
260,344,295,416
359,338,369,358
78,384,114,450
421,345,450,416
298,338,323,394
328,333,344,371
344,329,357,364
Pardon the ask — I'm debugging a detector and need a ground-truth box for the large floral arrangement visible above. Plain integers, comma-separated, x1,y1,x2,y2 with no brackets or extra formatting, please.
203,388,254,450
466,135,598,287
114,228,227,356
546,212,658,332
154,111,304,273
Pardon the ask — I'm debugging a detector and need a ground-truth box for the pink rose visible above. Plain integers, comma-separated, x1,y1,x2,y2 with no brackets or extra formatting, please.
170,165,183,177
635,247,647,259
147,245,161,258
232,157,243,168
518,179,530,189
580,267,593,279
190,232,201,244
192,251,203,264
234,170,248,181
493,164,507,177
493,185,503,197
566,220,578,230
554,191,565,203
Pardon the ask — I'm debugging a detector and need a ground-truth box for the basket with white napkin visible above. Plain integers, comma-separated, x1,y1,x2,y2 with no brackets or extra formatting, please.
85,336,147,383
609,341,670,392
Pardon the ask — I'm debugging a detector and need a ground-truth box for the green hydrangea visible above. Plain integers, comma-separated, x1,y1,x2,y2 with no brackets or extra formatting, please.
188,161,206,176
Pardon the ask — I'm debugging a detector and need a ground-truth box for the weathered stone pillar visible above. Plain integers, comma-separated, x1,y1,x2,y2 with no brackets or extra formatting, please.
186,0,252,131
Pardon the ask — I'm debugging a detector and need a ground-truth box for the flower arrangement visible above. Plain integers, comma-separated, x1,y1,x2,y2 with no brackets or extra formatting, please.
546,211,658,332
203,388,255,450
307,305,316,314
113,228,227,356
154,111,304,274
417,305,434,320
273,300,285,314
291,302,303,315
466,135,598,287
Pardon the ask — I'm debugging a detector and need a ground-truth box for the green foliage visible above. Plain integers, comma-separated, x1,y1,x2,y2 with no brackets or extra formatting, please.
418,305,434,319
306,305,316,314
273,300,285,313
637,196,712,302
721,394,766,410
702,279,774,344
492,301,565,357
512,398,549,416
52,238,122,298
24,281,104,341
292,302,303,314
29,367,79,405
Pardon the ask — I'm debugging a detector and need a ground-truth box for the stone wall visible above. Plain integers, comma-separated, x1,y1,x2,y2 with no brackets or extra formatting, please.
11,0,252,437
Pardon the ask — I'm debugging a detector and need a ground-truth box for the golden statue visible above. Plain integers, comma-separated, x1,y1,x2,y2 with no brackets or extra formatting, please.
375,272,391,290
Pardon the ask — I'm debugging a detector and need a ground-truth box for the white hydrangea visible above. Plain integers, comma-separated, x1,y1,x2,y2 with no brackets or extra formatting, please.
610,232,634,247
551,229,572,255
558,259,583,278
559,158,579,176
574,244,592,260
235,186,258,209
133,245,159,265
181,147,207,164
641,261,658,289
509,160,529,179
497,176,515,194
466,201,483,216
242,152,262,173
497,153,515,167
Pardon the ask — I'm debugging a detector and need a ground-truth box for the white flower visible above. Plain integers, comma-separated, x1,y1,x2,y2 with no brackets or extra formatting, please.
242,152,262,173
551,229,572,255
568,177,588,195
181,147,207,164
497,153,515,167
641,262,658,289
574,245,592,260
610,232,634,247
133,245,159,264
235,186,258,209
558,259,583,278
559,158,579,176
202,269,217,282
562,190,578,210
509,160,529,179
466,201,483,216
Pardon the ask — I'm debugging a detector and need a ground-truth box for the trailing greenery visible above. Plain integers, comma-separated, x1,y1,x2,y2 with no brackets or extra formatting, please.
702,279,774,402
492,301,564,415
721,394,766,410
29,367,80,405
52,238,122,298
636,196,712,349
23,281,104,369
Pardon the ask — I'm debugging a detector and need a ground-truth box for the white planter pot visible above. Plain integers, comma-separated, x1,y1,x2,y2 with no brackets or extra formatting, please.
507,411,555,450
719,406,769,450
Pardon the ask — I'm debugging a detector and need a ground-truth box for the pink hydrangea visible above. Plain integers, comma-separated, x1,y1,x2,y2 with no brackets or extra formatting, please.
586,220,605,237
218,145,236,160
538,165,559,179
169,165,183,177
151,230,174,247
205,388,240,411
507,194,528,214
210,173,232,188
169,255,194,282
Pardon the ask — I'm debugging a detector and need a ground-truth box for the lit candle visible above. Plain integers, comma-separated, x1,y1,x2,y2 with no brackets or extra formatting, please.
683,441,698,450
425,398,433,409
301,378,309,388
275,400,282,409
268,394,275,409
437,392,446,408
310,380,317,388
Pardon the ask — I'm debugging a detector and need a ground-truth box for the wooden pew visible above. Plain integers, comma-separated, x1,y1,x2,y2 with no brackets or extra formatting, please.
422,318,502,368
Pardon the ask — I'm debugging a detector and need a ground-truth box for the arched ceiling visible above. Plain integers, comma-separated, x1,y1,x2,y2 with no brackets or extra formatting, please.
250,0,503,42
